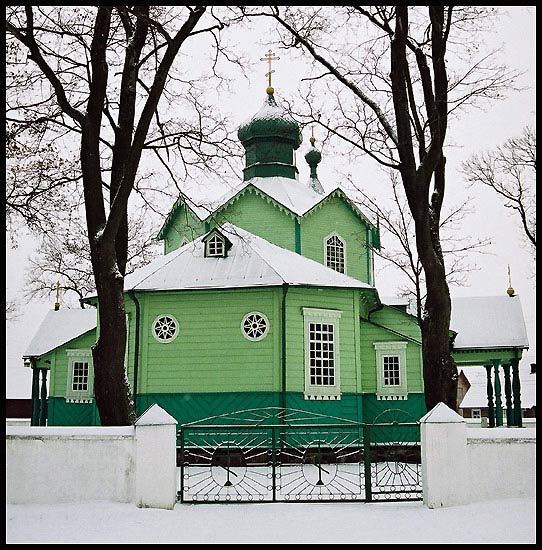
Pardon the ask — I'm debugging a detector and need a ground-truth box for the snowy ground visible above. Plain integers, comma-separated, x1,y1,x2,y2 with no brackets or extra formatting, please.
6,497,535,544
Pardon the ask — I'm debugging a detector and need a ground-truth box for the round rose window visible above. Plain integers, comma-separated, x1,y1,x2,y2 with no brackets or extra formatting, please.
241,312,269,341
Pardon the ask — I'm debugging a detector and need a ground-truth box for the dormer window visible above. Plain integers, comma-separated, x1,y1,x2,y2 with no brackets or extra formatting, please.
203,228,232,258
325,233,346,274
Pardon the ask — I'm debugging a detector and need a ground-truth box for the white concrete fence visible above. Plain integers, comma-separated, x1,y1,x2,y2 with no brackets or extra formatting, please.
6,402,536,509
6,404,177,509
421,403,536,508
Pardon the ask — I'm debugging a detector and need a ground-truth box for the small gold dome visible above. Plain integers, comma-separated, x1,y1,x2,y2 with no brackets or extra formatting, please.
266,85,274,95
507,286,515,297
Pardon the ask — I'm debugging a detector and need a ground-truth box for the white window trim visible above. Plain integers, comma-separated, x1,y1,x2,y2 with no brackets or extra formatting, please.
471,409,482,419
323,231,347,275
152,314,180,343
241,311,270,342
303,307,342,400
374,342,408,401
205,234,226,257
66,349,94,403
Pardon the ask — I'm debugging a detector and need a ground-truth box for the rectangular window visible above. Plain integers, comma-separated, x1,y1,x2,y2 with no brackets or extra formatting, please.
72,361,89,392
471,409,481,419
309,322,335,386
66,350,94,403
383,355,400,386
374,342,408,400
207,235,225,257
303,308,342,400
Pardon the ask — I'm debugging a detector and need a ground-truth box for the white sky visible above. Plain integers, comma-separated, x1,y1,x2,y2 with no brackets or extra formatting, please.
6,498,536,543
5,7,536,398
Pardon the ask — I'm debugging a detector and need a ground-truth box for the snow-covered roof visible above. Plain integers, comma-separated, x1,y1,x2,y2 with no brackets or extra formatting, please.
158,176,376,239
23,308,96,358
123,224,374,293
451,296,529,350
459,367,536,408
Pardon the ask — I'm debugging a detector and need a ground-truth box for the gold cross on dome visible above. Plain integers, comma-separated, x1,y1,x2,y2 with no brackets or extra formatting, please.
260,49,280,90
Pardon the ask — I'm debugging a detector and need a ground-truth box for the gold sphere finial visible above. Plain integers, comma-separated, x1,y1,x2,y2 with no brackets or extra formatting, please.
506,264,515,297
310,136,316,145
266,85,274,95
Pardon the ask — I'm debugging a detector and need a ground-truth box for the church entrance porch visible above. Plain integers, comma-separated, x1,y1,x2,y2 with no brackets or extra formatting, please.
177,407,422,503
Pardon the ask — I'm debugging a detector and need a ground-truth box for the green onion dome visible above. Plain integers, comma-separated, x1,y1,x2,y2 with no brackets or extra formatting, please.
238,90,302,149
304,140,322,166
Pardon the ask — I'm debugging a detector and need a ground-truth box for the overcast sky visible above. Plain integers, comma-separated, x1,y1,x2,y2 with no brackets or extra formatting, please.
6,6,536,398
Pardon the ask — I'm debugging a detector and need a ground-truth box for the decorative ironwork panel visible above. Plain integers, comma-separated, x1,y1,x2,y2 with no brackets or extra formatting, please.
177,407,422,504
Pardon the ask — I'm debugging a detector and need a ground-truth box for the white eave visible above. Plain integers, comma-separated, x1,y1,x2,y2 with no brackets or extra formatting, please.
23,308,97,359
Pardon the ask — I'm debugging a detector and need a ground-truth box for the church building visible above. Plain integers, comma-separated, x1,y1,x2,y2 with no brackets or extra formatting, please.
23,80,529,428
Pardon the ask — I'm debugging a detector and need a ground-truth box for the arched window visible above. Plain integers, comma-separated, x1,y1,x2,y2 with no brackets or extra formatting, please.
325,233,345,274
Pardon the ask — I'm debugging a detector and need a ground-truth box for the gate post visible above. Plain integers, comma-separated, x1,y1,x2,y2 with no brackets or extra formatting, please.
420,403,468,508
362,424,372,502
135,404,178,509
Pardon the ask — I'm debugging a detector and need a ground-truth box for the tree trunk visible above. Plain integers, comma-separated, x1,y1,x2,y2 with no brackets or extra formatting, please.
91,245,135,425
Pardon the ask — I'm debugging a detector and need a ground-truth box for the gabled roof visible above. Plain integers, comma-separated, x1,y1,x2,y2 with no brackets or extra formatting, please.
23,308,97,358
124,223,375,293
451,295,529,350
156,176,378,241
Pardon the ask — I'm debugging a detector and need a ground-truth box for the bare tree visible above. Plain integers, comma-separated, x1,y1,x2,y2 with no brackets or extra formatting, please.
462,125,536,255
25,211,160,306
350,171,490,320
6,6,243,424
242,6,519,410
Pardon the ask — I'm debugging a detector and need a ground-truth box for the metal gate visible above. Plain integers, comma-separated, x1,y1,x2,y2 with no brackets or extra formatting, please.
177,407,422,503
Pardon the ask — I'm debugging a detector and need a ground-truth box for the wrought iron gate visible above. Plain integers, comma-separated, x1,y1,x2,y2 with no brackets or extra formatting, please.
177,407,422,503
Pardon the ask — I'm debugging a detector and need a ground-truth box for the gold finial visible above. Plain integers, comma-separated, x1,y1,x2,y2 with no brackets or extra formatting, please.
260,49,280,94
54,281,61,311
507,265,515,297
310,126,316,146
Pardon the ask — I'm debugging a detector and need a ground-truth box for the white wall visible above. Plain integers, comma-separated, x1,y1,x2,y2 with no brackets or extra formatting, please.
421,403,536,508
466,430,536,502
6,406,178,508
6,427,136,504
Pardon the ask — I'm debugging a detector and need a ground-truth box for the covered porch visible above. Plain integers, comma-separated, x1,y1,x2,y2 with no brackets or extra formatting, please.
450,295,530,428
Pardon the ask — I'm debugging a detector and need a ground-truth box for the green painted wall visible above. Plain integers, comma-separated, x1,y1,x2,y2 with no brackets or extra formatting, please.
300,196,371,283
212,188,296,252
134,288,280,394
163,204,205,255
360,313,423,394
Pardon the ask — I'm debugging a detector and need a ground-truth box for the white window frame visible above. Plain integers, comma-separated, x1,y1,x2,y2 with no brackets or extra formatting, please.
471,409,481,419
374,342,408,401
324,232,346,274
66,349,94,403
241,311,270,342
206,234,226,257
303,307,342,400
152,314,180,343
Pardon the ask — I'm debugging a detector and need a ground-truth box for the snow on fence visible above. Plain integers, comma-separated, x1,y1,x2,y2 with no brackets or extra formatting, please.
421,403,536,508
6,404,177,509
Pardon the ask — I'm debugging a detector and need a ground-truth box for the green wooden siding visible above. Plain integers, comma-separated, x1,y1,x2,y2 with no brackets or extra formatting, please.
163,204,205,255
211,189,296,252
300,196,370,283
134,288,280,394
360,314,423,394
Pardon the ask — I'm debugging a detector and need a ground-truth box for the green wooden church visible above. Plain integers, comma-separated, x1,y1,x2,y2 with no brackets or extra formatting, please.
23,83,529,428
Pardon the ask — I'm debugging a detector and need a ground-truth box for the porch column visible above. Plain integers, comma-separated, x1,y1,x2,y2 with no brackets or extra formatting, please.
31,366,40,427
484,364,495,428
511,357,523,428
39,369,48,426
492,360,503,427
502,363,513,426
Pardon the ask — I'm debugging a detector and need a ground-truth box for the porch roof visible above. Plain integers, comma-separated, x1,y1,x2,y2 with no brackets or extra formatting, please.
451,295,529,351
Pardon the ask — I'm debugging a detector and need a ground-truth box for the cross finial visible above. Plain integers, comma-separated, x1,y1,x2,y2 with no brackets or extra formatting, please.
54,281,61,311
260,49,280,94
